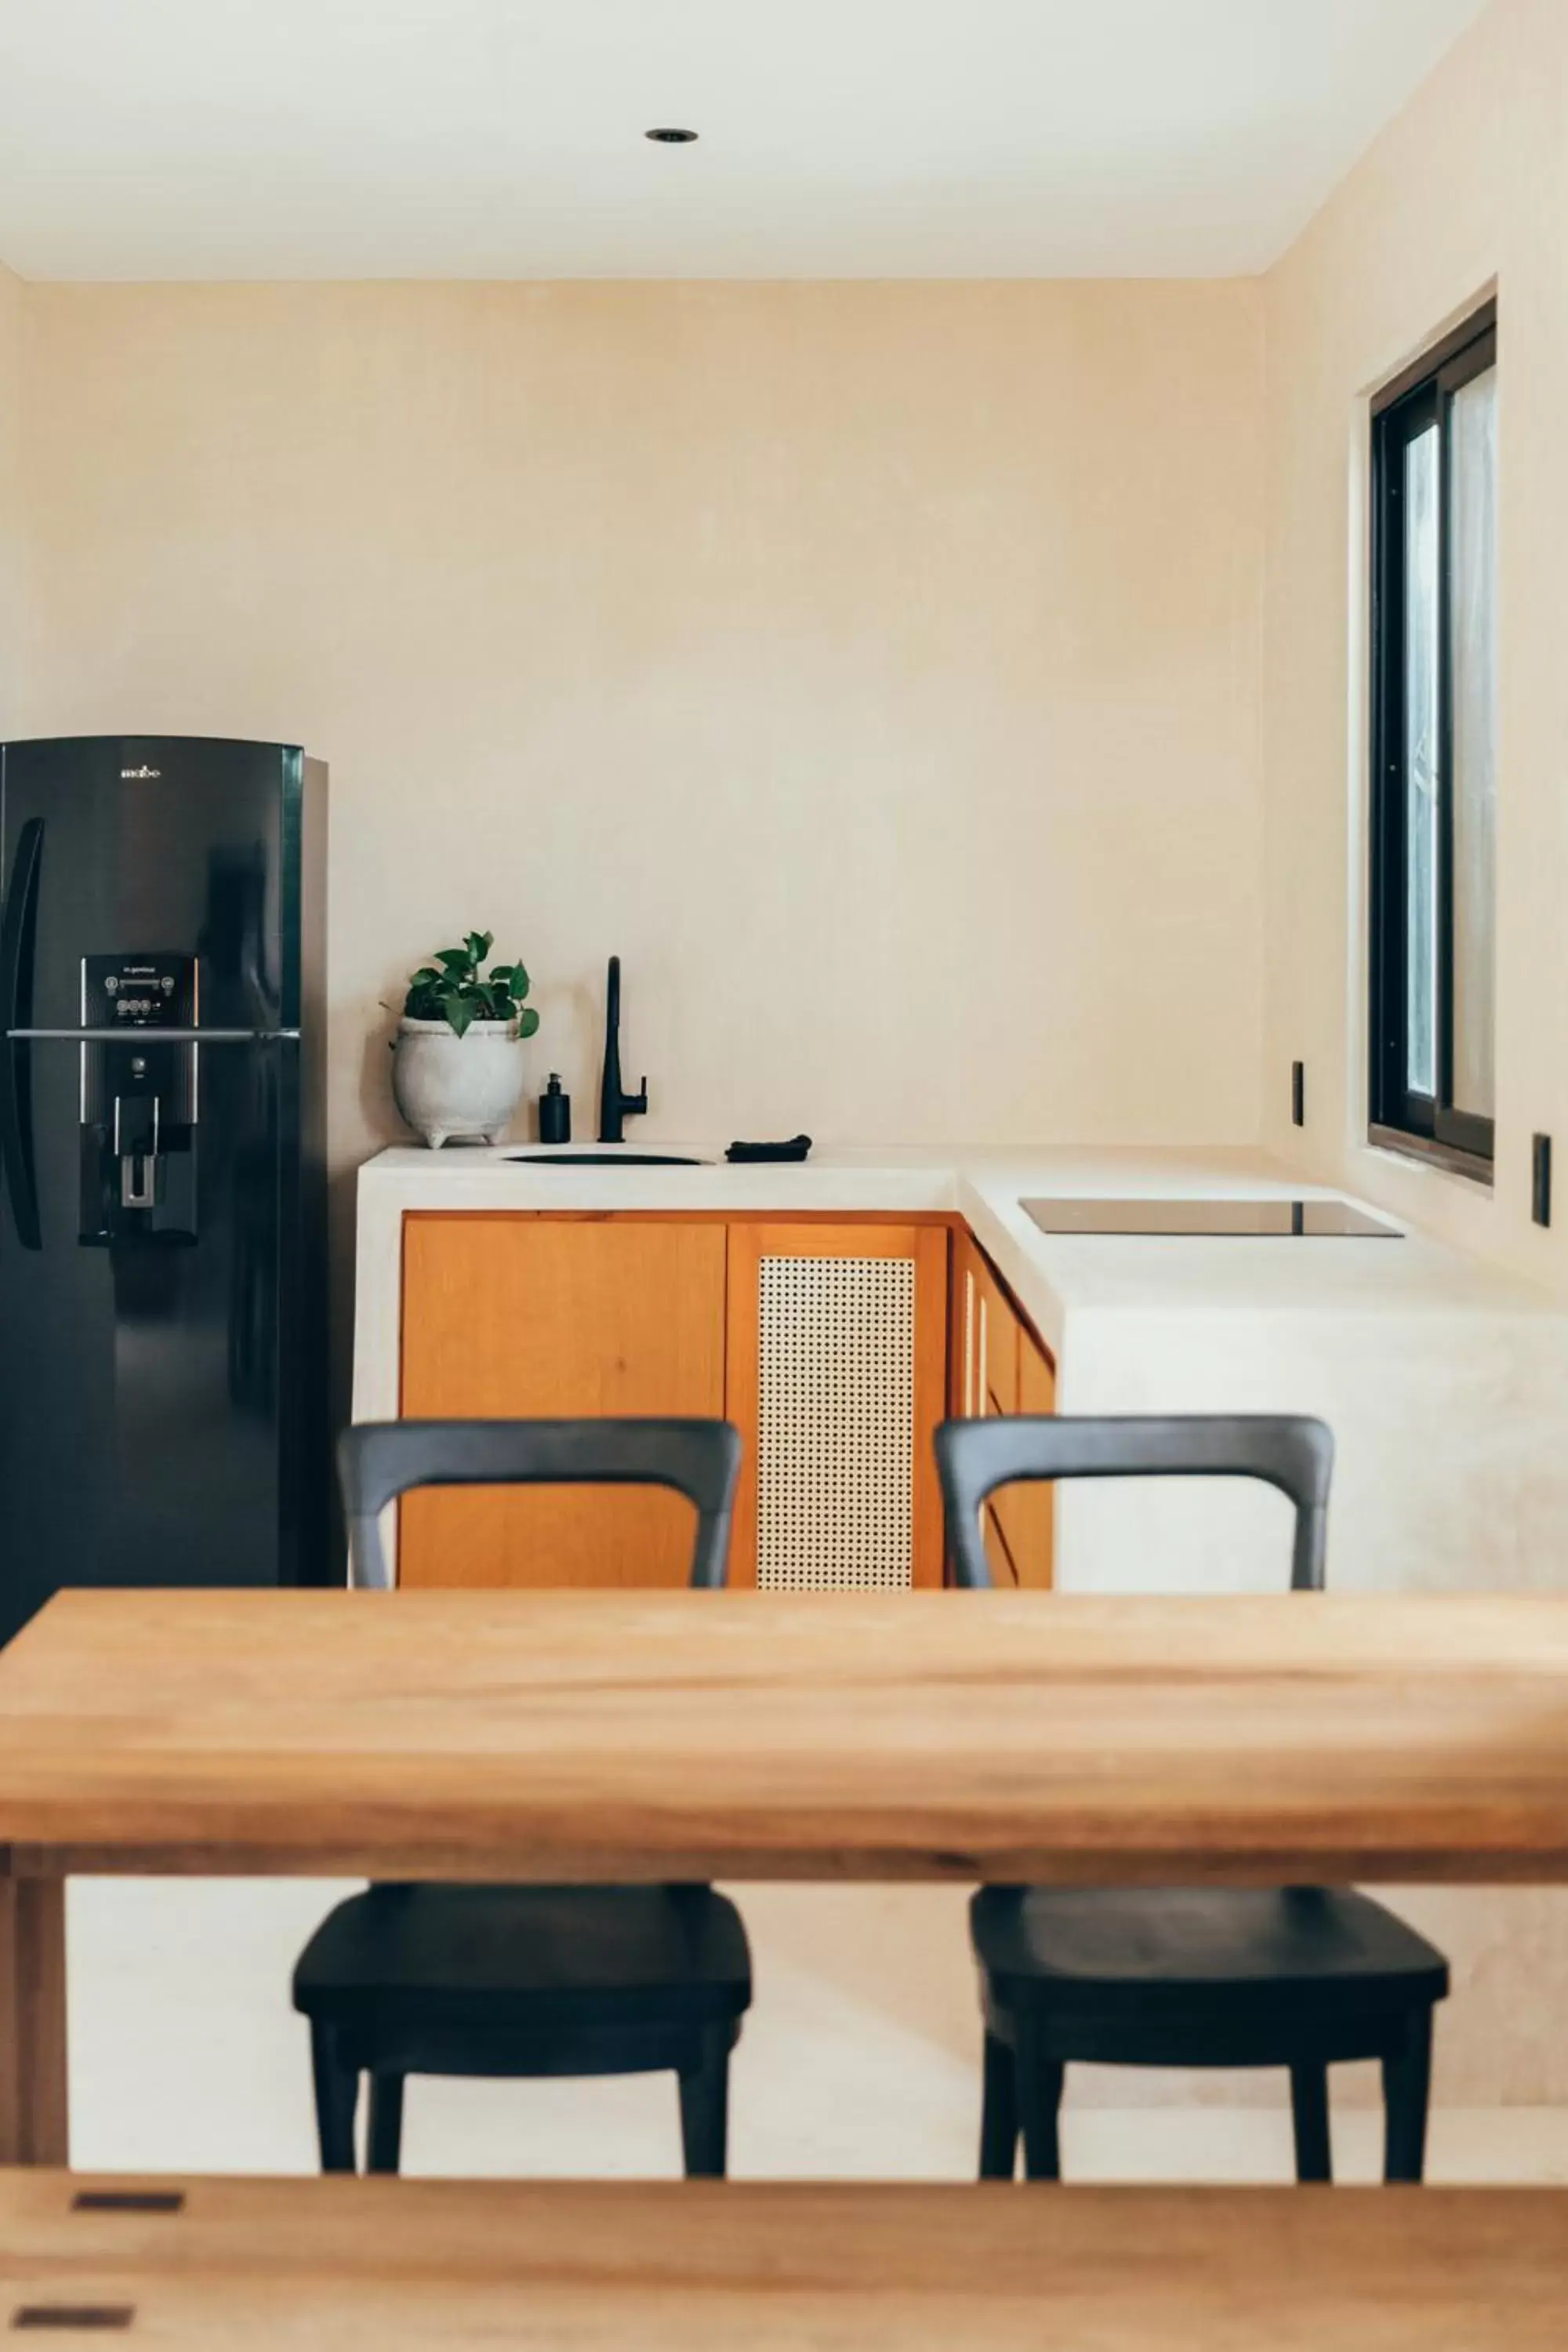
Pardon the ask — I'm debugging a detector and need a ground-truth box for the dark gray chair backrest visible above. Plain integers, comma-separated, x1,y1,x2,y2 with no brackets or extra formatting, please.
338,1417,743,1592
935,1415,1334,1593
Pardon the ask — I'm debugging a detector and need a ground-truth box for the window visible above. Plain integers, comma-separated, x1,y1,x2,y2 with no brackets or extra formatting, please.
1370,302,1497,1177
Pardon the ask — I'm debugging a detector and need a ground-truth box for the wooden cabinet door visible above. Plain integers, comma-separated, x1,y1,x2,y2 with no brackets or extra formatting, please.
949,1230,1015,1581
951,1232,974,1417
975,1256,1020,1421
994,1330,1056,1588
398,1215,727,1589
951,1231,982,1419
975,1262,1021,1581
982,1503,1020,1586
726,1221,949,1591
950,1236,1056,1590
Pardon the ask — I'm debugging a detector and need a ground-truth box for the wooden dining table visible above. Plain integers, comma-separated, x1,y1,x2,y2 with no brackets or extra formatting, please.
5,1582,1568,2168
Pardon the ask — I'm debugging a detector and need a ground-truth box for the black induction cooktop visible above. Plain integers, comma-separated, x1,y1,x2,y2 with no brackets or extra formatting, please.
1021,1197,1403,1240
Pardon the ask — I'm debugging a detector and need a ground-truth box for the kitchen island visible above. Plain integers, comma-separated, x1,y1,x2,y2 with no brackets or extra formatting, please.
355,1144,1568,1601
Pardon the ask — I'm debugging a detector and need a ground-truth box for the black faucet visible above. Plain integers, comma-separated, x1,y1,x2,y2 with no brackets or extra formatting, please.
597,955,649,1144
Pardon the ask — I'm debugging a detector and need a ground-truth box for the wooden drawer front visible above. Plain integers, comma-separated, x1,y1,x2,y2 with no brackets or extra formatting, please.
398,1217,727,1588
728,1223,949,1591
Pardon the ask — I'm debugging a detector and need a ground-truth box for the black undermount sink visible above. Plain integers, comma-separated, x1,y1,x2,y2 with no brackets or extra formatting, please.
506,1152,709,1167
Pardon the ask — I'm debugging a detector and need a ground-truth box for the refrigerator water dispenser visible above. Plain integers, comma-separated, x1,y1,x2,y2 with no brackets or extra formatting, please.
78,951,199,1243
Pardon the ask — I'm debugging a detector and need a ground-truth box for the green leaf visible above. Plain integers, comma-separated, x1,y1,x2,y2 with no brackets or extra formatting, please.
407,935,535,1029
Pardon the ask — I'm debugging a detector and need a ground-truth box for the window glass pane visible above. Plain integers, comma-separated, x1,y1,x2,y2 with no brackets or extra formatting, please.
1403,424,1440,1100
1449,364,1497,1121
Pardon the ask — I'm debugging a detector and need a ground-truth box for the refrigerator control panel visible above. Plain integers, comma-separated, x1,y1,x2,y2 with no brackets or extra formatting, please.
82,953,198,1029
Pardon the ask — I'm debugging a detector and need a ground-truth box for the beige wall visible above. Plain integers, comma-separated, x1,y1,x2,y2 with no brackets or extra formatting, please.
8,0,1563,1305
11,279,1266,1178
1262,0,1568,1289
0,262,24,730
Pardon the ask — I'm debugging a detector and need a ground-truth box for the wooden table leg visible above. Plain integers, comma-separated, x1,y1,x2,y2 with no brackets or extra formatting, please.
0,1863,68,2165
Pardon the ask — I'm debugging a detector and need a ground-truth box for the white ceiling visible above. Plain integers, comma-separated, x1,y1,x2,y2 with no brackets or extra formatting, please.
0,0,1487,281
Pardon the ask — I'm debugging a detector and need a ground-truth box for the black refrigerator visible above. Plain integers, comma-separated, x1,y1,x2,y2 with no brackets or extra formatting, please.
0,736,329,1643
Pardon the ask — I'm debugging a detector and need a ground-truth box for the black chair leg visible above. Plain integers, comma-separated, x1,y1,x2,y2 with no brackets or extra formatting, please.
367,2072,405,2175
978,2031,1019,2181
1382,2007,1433,2184
677,2027,731,2178
1289,2063,1333,2183
309,2022,359,2173
1014,2024,1065,2182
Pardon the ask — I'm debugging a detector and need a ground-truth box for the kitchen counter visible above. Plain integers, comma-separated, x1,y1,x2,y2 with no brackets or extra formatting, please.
355,1142,1568,1599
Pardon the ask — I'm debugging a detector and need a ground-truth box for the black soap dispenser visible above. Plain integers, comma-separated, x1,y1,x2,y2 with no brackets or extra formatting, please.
538,1073,571,1145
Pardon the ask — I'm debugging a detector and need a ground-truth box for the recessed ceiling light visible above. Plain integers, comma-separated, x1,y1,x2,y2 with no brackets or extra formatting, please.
645,127,698,144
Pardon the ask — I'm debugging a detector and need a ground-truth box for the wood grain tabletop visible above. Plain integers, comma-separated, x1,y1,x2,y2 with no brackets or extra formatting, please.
1,2172,1564,2348
2,1587,1568,1882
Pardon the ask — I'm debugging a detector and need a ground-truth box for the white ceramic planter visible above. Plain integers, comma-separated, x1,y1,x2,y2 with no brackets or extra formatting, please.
390,1017,528,1149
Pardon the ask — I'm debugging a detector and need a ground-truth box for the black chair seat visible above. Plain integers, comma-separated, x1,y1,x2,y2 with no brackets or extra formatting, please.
972,1885,1448,2180
974,1886,1448,2029
294,1882,752,2047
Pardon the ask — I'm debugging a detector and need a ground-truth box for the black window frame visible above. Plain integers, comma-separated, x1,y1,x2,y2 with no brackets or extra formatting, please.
1369,299,1497,1181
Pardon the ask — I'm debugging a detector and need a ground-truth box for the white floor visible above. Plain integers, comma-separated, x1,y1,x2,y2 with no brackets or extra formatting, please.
67,1881,1568,2185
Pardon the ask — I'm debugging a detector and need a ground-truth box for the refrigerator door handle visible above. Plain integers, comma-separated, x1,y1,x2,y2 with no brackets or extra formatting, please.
8,1027,299,1044
0,817,44,1249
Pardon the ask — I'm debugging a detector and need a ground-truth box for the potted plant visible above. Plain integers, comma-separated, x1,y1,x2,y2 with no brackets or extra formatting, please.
390,931,541,1148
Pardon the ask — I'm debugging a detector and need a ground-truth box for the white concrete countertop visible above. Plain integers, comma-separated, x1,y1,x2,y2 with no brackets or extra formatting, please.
358,1138,1559,1342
